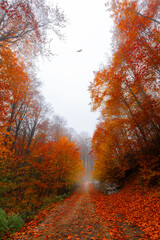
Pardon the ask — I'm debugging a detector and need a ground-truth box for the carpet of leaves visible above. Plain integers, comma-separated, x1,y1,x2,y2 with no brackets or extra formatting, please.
13,183,111,239
90,178,160,240
10,180,160,240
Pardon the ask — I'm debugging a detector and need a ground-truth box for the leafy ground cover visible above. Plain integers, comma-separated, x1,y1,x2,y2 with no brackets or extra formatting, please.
90,175,160,240
0,193,70,239
4,180,159,239
13,184,111,239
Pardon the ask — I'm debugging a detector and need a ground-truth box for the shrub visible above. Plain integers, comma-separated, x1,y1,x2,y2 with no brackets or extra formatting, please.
8,213,24,233
0,208,24,236
0,208,8,233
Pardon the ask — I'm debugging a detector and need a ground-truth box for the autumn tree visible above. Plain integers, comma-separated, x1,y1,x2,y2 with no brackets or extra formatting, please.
89,0,160,184
0,0,66,55
28,136,84,197
0,0,80,218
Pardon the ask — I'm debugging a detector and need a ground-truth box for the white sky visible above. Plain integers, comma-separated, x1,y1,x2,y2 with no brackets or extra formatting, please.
38,0,113,136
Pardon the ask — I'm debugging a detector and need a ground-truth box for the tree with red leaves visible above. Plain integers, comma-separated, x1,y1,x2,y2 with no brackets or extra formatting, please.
0,0,66,54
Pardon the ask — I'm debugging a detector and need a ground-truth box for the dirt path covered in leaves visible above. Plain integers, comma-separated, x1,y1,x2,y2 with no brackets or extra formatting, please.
15,182,112,239
14,182,146,240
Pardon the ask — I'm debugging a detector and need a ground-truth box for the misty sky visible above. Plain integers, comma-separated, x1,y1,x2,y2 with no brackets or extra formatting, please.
38,0,113,136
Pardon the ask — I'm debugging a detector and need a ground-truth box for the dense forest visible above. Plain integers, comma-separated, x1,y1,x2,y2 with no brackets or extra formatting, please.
0,1,86,235
89,0,160,186
0,0,159,239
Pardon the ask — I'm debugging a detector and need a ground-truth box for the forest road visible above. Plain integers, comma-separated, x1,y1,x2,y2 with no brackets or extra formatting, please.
15,182,112,240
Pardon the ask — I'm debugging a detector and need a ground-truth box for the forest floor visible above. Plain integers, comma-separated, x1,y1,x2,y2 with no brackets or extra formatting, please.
12,179,160,240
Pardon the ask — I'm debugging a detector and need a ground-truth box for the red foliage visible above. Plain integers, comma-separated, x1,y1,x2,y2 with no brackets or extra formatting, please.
89,0,160,183
90,181,160,239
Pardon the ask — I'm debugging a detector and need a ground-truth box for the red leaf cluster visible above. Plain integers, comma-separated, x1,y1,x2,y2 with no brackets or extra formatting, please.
90,181,160,239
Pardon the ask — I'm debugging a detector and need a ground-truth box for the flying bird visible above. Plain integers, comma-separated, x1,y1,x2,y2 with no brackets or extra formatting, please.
76,49,83,53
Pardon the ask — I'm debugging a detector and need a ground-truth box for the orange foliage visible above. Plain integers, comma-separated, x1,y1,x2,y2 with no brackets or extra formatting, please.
90,181,160,239
89,0,160,183
30,136,84,194
14,193,81,239
0,44,84,215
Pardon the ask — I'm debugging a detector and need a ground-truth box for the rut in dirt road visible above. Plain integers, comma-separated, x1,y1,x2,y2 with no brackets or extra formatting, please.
15,182,112,240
